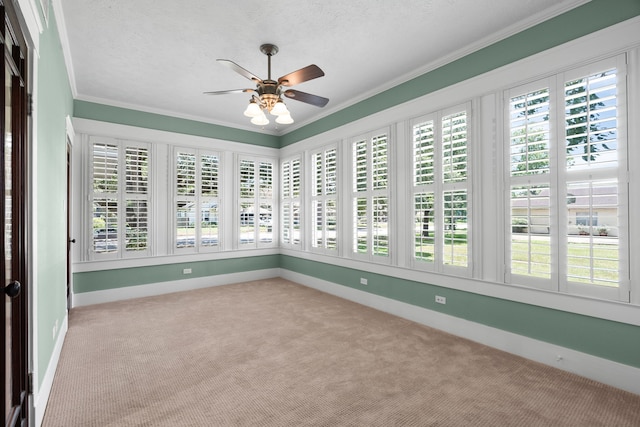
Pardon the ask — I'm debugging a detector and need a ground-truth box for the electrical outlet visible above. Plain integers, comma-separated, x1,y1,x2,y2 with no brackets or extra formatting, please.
435,295,446,304
360,278,368,285
183,268,192,275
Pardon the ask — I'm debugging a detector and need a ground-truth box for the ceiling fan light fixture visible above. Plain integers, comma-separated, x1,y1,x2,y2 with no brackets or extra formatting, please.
275,113,294,124
208,43,328,127
243,99,262,117
270,98,289,116
250,113,269,126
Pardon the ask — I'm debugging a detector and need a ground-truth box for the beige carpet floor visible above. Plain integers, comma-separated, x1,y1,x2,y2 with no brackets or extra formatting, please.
42,278,640,426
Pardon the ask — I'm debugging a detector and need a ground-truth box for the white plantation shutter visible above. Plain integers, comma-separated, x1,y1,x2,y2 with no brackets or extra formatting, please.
200,154,219,248
92,141,119,254
175,151,197,249
442,111,468,183
311,146,338,252
507,83,552,284
413,119,436,264
442,190,467,267
509,88,551,176
174,149,220,252
510,184,551,280
565,180,619,287
565,69,618,171
414,120,435,185
505,56,628,301
239,157,275,248
90,138,151,259
411,104,470,275
124,146,149,252
281,157,301,247
239,159,255,244
563,67,622,295
259,162,274,244
351,130,389,261
441,110,469,270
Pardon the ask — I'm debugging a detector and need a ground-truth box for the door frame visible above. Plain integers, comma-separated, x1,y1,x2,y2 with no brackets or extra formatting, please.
1,0,32,426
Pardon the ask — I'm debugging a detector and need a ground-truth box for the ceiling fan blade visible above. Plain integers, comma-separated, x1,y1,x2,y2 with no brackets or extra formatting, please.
203,89,255,95
278,64,325,87
217,59,262,82
283,89,329,107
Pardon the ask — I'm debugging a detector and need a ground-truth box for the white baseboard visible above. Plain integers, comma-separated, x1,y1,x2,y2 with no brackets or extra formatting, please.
33,314,68,427
72,268,281,307
281,269,640,396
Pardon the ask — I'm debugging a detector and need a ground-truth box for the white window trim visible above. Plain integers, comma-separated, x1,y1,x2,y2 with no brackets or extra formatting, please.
349,127,392,264
308,144,339,256
171,146,222,255
504,55,629,302
236,154,278,250
87,136,152,261
409,102,473,278
280,155,302,249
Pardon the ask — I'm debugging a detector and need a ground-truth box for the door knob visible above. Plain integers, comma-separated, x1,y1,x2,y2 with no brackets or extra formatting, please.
69,238,76,243
4,281,21,298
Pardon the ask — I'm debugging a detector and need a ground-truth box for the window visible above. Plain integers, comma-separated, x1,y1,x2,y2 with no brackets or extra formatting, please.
90,137,150,259
506,56,628,301
412,104,471,275
508,84,552,283
281,156,301,247
238,157,275,247
174,148,220,252
351,130,389,260
311,146,338,253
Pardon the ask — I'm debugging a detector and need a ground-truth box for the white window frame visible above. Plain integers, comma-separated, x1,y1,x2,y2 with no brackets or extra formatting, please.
88,136,151,260
281,155,302,248
236,155,277,249
309,144,339,255
172,146,221,254
410,103,472,277
504,55,629,302
349,128,392,263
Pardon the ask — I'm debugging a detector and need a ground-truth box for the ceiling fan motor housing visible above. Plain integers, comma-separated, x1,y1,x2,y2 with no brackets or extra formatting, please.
256,80,280,111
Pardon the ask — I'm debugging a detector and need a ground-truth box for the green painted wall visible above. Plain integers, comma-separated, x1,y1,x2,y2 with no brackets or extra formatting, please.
36,9,74,383
280,255,640,369
73,100,280,148
73,255,279,293
280,0,640,146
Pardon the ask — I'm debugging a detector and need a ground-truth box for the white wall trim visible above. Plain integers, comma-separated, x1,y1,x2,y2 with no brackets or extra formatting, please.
33,313,67,427
281,269,640,396
73,247,280,273
72,117,279,156
72,268,281,307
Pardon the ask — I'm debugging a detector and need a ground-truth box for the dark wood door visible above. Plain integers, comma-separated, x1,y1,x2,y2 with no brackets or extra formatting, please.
1,1,30,426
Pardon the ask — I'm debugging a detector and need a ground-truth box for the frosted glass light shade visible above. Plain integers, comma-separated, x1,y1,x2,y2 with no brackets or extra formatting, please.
275,113,294,124
244,100,262,117
270,99,289,116
251,113,269,125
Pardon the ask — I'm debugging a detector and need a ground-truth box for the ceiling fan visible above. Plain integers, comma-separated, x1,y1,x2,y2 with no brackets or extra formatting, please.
204,43,329,126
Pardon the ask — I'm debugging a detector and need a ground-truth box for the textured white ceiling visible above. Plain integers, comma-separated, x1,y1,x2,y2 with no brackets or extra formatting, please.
58,0,586,135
